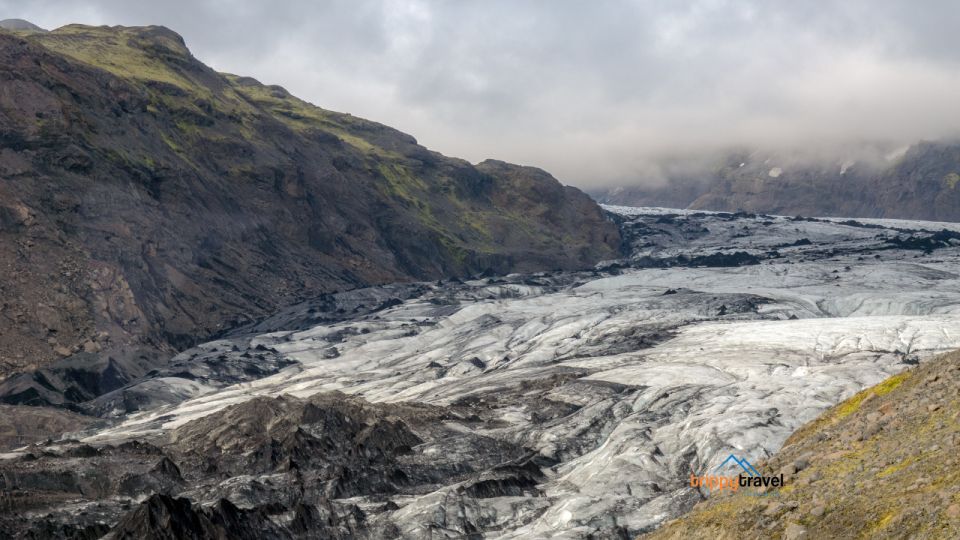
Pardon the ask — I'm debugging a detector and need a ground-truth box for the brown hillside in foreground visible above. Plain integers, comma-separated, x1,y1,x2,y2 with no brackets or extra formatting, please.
644,349,960,540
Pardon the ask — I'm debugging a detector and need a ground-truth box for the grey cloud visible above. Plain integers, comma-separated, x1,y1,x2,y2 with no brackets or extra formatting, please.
4,0,959,187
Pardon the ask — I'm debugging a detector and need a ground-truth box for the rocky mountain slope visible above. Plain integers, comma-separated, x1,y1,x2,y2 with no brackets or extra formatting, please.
0,404,94,449
0,23,620,379
645,349,960,540
593,144,960,221
0,19,45,32
3,207,960,538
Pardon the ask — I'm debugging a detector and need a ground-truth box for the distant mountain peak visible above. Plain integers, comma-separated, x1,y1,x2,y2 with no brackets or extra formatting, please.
0,18,46,31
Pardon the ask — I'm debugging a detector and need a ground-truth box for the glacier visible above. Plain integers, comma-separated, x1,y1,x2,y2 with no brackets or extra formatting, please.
6,207,960,538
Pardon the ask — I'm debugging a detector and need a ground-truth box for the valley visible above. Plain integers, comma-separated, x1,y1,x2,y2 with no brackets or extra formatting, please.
4,206,960,538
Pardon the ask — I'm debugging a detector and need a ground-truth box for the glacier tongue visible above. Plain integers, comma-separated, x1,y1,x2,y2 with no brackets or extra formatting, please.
36,209,960,536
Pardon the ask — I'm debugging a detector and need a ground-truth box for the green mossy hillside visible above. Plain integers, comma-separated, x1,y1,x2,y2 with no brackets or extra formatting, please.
645,350,960,540
0,24,620,375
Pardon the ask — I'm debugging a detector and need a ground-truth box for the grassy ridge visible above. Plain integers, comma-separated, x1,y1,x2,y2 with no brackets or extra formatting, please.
20,24,607,270
645,350,960,540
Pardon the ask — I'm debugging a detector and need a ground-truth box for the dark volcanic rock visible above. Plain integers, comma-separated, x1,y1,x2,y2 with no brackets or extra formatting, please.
0,391,547,538
0,349,166,409
686,251,761,267
107,495,288,540
884,229,960,252
169,393,429,498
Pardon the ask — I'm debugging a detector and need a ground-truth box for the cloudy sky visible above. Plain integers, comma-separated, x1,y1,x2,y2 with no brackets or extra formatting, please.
5,0,960,186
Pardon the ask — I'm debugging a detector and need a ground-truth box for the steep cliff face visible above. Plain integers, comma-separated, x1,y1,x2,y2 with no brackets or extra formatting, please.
594,143,960,220
0,24,620,378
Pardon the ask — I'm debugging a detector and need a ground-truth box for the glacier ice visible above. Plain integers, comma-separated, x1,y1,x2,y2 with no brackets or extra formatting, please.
22,207,960,537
